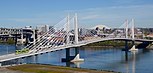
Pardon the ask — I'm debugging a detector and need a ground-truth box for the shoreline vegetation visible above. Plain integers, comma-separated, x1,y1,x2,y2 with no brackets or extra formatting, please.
5,64,118,73
0,38,15,44
82,40,133,47
82,40,153,49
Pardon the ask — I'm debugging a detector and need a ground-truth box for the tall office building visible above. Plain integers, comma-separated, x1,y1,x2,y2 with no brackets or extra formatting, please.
37,25,49,33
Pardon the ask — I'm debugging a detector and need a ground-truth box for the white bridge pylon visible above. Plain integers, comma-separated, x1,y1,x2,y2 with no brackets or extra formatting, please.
30,13,83,62
124,19,138,51
66,13,79,45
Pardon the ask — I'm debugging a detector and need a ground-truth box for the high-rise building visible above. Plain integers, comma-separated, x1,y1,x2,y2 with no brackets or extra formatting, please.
37,25,49,34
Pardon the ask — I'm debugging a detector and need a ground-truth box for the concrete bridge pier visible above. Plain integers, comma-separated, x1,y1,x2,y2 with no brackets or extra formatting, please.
71,47,84,62
62,48,84,62
62,48,71,62
122,40,129,51
124,40,129,51
129,40,138,51
124,40,129,61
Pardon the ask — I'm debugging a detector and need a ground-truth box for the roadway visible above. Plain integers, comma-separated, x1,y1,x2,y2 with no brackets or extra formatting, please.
0,37,153,63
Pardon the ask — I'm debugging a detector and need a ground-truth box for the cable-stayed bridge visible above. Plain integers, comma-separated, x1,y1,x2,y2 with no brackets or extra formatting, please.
0,14,153,66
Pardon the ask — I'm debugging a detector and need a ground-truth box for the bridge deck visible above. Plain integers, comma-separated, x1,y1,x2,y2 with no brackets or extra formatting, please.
0,38,152,63
0,44,85,62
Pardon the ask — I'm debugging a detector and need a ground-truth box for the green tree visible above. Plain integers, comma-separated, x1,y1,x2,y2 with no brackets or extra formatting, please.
7,38,15,44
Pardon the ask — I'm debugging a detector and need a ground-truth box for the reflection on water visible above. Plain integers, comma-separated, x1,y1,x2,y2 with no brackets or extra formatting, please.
0,44,24,55
73,61,84,68
0,44,16,55
125,51,137,73
132,51,136,73
1,45,153,73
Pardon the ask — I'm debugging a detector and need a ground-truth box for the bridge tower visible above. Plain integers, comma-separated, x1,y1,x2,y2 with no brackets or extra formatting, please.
132,19,135,40
66,14,70,44
71,13,84,62
62,13,84,62
124,20,129,52
130,19,138,51
74,13,78,44
125,19,128,38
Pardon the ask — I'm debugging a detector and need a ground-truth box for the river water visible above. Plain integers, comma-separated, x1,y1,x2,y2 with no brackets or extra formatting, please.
0,44,153,73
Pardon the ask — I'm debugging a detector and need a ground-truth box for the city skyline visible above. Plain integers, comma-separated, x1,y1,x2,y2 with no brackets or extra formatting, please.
0,0,153,28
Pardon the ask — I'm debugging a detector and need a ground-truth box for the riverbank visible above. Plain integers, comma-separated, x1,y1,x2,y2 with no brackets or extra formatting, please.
82,40,153,49
81,46,125,48
0,38,15,44
83,40,133,47
2,64,117,73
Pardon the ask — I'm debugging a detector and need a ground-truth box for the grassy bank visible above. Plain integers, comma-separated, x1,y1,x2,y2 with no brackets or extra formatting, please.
84,40,133,47
0,38,15,44
7,64,117,73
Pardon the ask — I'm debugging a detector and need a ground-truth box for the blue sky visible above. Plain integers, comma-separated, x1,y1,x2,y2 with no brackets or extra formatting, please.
0,0,153,28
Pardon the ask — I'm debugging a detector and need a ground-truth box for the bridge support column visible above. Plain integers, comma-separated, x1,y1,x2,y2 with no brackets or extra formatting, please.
123,41,129,51
125,41,129,61
62,48,71,62
62,48,84,62
122,40,129,61
130,40,138,51
71,47,84,62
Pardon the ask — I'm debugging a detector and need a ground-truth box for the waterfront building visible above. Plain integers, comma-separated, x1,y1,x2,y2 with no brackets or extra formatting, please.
0,27,37,45
37,25,49,35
